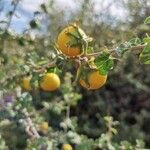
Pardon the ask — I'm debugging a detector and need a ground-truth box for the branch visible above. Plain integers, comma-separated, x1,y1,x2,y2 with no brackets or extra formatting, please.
86,44,146,57
1,0,20,54
130,44,146,54
86,50,114,57
0,61,56,85
5,0,20,32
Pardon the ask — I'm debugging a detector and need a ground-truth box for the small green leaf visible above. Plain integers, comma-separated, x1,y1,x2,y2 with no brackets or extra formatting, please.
67,37,81,47
76,141,93,150
40,3,48,13
30,72,39,88
17,37,26,46
111,128,118,135
116,42,130,56
143,37,150,44
34,11,41,16
47,67,61,74
139,43,150,64
87,46,94,53
136,139,145,148
128,38,142,46
104,116,112,122
144,16,150,24
29,20,39,29
67,30,80,39
47,67,56,73
94,52,114,75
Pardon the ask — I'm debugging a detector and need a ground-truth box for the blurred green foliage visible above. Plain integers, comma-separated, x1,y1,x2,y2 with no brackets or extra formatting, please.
0,0,150,149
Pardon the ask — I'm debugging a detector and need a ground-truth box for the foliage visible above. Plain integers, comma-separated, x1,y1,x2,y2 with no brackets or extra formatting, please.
0,0,150,149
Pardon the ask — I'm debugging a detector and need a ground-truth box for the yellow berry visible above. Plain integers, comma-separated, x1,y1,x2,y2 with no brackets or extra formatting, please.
22,76,32,91
40,73,60,91
62,144,73,150
38,122,49,134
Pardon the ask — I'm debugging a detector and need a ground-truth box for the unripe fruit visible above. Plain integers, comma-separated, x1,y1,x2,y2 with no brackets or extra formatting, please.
79,71,107,90
57,25,86,57
62,144,73,150
40,73,60,91
22,76,32,91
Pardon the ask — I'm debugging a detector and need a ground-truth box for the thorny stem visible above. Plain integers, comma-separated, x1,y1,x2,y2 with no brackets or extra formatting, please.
27,61,56,73
1,42,146,86
86,44,146,57
72,44,146,85
73,65,82,85
5,0,20,31
22,109,40,139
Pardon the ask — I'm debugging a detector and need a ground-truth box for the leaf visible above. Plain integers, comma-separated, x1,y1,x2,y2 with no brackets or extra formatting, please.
136,139,145,148
0,21,8,24
47,66,61,74
30,72,39,88
8,11,13,16
144,16,150,24
111,128,118,135
46,67,55,73
76,141,93,150
87,46,94,53
94,52,114,75
29,20,39,29
143,37,150,44
139,43,150,64
34,11,41,16
17,37,26,46
67,37,81,47
116,42,130,56
128,38,142,46
104,116,112,122
40,3,48,13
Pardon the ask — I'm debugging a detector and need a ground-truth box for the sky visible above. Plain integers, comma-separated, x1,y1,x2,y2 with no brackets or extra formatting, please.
0,0,127,33
0,0,47,33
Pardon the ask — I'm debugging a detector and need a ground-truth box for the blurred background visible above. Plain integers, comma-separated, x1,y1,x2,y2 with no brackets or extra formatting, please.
0,0,150,149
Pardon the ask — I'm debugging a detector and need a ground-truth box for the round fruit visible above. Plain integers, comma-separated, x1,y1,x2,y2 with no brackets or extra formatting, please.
79,71,107,90
57,25,86,57
38,122,49,134
62,144,73,150
40,73,60,91
22,76,32,91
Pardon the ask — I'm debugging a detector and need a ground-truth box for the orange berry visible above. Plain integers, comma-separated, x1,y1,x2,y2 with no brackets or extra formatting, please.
79,71,107,90
57,25,86,57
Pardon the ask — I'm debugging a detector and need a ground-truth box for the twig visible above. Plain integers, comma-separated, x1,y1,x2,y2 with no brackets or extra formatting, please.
86,44,146,57
86,50,115,57
5,0,20,32
130,44,146,54
0,61,56,85
1,0,20,54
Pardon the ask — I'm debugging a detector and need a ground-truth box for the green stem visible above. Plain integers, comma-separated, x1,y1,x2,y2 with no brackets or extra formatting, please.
73,65,82,85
